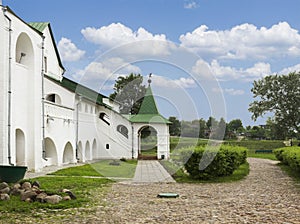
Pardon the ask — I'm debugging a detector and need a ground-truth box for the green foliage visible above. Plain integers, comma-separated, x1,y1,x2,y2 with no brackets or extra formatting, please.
249,72,300,136
168,116,181,136
160,160,249,183
274,147,300,173
224,139,285,151
109,73,146,114
179,145,247,180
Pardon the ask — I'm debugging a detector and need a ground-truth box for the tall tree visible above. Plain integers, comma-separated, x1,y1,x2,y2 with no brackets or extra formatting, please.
110,73,146,114
168,116,181,136
228,119,243,133
249,72,300,135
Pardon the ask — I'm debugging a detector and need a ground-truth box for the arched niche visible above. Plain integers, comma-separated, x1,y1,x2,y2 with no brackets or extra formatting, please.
15,32,34,68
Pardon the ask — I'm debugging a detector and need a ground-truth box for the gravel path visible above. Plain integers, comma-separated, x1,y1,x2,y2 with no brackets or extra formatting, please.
82,158,300,224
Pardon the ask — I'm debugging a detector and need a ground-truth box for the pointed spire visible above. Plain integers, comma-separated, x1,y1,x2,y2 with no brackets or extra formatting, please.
138,85,159,114
147,73,152,86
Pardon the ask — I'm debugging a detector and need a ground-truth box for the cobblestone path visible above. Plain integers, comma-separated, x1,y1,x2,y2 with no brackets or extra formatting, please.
89,158,300,224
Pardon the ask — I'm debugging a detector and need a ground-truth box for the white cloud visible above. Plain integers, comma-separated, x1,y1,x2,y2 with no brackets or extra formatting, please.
151,74,196,89
58,37,85,62
184,1,199,9
180,22,300,60
212,87,245,96
224,88,245,96
81,23,172,56
72,57,142,89
279,63,300,74
192,59,271,82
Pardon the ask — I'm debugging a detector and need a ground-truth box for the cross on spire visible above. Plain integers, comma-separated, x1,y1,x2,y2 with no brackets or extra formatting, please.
147,73,152,86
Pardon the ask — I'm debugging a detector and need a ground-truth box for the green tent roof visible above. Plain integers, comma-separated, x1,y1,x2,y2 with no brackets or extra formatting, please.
129,85,170,124
28,22,65,72
28,22,49,32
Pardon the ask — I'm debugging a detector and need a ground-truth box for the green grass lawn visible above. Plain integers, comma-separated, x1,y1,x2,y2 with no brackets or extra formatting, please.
247,151,277,160
49,159,137,178
0,176,112,215
277,163,300,187
0,159,138,220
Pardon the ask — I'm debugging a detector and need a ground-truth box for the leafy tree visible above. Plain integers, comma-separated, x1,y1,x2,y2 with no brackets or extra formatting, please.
168,116,181,136
213,117,227,140
198,118,207,138
110,73,146,114
249,72,300,135
228,119,243,133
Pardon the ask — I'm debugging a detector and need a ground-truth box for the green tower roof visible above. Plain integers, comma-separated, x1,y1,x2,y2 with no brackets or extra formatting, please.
128,85,170,124
138,86,159,114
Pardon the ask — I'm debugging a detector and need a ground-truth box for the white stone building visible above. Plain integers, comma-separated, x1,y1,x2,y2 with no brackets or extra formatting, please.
0,5,170,172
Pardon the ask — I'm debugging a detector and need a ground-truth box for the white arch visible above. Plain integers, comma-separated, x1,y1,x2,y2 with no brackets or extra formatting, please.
85,141,91,161
44,137,58,165
138,125,158,159
63,142,74,164
15,32,34,67
77,141,84,162
15,129,26,166
92,139,97,159
45,93,62,104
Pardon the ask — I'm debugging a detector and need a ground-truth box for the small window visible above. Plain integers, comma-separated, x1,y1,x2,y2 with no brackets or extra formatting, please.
46,94,55,103
99,112,110,125
106,144,110,150
45,94,61,104
117,125,128,138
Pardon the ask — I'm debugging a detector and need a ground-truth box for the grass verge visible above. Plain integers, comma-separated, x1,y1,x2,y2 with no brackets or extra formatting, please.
49,159,137,178
160,160,249,183
0,176,112,215
277,163,300,188
247,152,277,160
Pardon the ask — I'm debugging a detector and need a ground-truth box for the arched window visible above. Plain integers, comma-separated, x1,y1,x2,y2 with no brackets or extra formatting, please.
46,94,61,104
99,112,110,125
117,125,129,138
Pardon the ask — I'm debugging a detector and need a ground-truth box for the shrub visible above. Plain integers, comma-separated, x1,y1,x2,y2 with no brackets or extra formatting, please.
180,145,247,180
274,147,300,172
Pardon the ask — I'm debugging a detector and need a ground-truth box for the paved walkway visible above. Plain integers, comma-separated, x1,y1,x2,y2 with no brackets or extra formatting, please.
132,160,175,183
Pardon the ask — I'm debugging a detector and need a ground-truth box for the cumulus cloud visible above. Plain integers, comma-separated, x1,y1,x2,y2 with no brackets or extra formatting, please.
192,59,271,82
74,57,142,83
180,22,300,60
58,37,85,62
279,63,300,74
81,23,173,56
151,74,196,89
224,88,245,96
212,87,245,96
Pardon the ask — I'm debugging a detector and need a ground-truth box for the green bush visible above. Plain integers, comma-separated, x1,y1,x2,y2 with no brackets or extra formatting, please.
180,145,247,180
274,147,300,172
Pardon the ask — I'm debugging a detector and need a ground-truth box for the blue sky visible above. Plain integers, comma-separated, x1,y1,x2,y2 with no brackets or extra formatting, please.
4,0,300,125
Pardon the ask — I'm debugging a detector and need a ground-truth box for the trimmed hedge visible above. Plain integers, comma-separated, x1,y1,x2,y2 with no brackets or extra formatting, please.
180,145,247,180
274,147,300,172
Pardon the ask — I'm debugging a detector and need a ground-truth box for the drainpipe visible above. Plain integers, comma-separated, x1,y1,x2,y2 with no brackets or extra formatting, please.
75,95,82,161
41,36,47,161
131,125,134,159
4,7,14,166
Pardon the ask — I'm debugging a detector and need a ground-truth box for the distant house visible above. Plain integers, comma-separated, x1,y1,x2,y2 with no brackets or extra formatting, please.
0,6,170,172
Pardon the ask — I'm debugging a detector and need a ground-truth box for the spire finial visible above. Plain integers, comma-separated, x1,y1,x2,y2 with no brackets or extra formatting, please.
148,73,152,86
